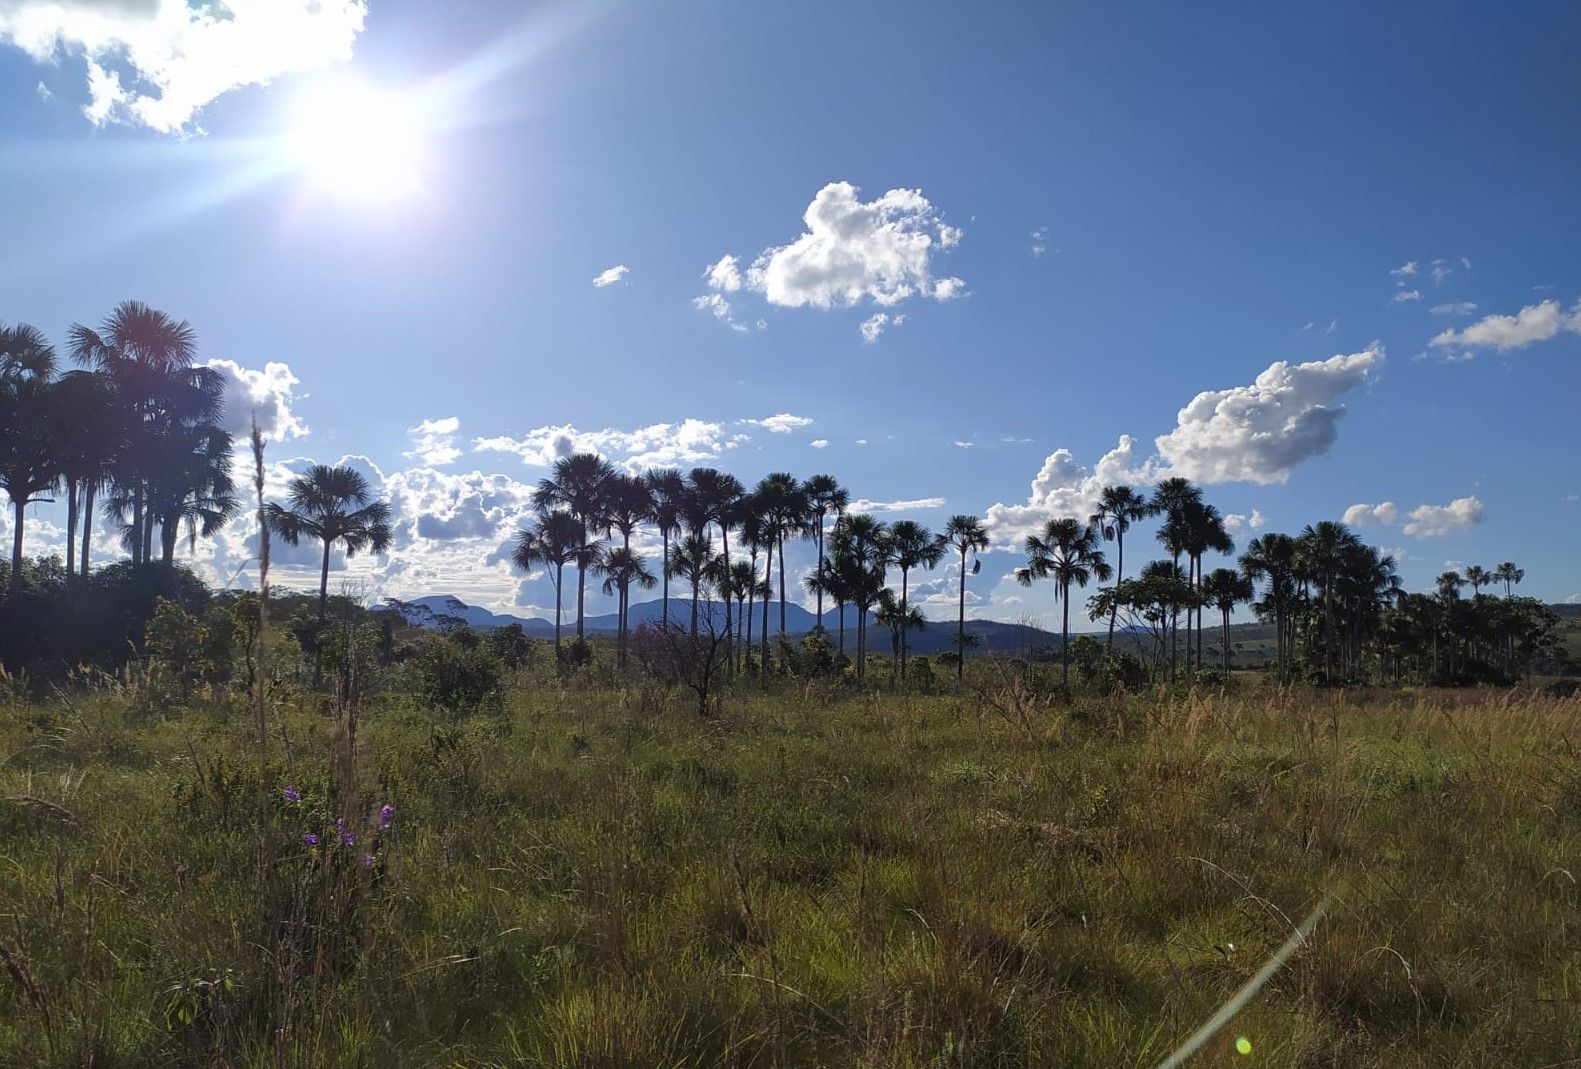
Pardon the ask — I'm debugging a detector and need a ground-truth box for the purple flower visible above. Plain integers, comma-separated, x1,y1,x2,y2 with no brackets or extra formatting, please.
283,785,300,804
335,816,346,834
342,831,356,847
378,804,394,829
302,833,319,846
360,853,375,868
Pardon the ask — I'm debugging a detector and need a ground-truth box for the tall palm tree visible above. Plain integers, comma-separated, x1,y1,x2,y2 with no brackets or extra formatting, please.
668,533,722,635
1149,477,1202,673
1494,561,1524,597
601,473,654,646
644,468,687,627
942,514,989,680
0,323,58,594
831,513,888,678
802,474,848,624
512,509,583,652
688,468,745,660
48,369,120,582
1015,518,1111,689
1090,485,1148,648
1296,521,1361,684
885,520,945,680
264,464,393,621
1463,564,1491,596
596,545,656,667
1203,568,1255,671
752,472,804,657
1180,500,1234,669
533,453,616,639
1240,532,1299,680
874,589,926,682
726,559,768,666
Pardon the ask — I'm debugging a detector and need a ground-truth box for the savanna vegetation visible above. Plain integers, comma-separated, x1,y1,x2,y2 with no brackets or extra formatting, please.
4,305,1580,1067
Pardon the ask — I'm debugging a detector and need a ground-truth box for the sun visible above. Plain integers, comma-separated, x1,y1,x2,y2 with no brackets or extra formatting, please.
285,80,426,204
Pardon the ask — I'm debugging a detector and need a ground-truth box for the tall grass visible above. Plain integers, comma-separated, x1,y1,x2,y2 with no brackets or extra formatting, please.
2,679,1579,1066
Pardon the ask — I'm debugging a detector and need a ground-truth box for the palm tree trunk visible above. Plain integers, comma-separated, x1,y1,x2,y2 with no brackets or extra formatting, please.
838,602,846,654
553,563,564,652
720,525,733,669
745,583,755,670
957,547,967,680
761,539,773,666
1106,530,1123,648
1060,580,1071,689
857,606,867,678
1223,607,1231,671
660,529,671,627
64,480,79,583
814,518,826,621
777,535,787,635
9,500,25,595
899,566,910,681
317,537,332,621
80,483,96,577
576,556,588,641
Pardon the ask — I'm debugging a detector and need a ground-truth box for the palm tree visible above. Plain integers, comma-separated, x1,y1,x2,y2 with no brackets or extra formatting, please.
1090,485,1148,648
0,323,58,594
512,509,582,652
1463,564,1491,596
1494,561,1524,597
831,513,888,678
885,520,944,680
1203,567,1254,671
1015,518,1111,688
597,545,656,667
1296,521,1361,683
264,464,393,621
688,468,745,660
1149,477,1202,673
942,514,989,680
533,453,616,639
752,472,804,659
601,473,654,646
726,559,768,666
874,589,926,682
802,474,848,624
668,533,722,635
644,468,687,627
48,369,120,582
1181,500,1234,668
1240,532,1299,680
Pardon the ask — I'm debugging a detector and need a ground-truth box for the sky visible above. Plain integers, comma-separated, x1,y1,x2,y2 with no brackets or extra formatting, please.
2,0,1578,627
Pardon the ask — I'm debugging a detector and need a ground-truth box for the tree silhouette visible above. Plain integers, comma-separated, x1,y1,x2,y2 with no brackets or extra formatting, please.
0,323,58,594
265,464,393,621
1090,485,1148,648
942,514,989,679
803,474,848,624
1203,567,1254,670
885,520,944,680
1015,518,1110,689
512,509,582,652
533,453,616,640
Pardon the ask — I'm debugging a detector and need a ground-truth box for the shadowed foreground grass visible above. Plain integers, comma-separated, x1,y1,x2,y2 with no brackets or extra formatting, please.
2,681,1579,1067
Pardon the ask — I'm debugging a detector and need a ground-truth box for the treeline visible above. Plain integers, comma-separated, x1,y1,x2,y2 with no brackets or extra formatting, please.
4,305,1570,691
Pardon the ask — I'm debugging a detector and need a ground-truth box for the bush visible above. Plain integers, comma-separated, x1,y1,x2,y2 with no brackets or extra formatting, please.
413,635,503,717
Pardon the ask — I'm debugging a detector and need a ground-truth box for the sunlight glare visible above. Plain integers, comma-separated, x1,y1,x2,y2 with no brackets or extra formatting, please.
285,80,427,204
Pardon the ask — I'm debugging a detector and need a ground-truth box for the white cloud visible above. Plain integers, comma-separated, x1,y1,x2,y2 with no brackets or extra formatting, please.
1390,261,1419,277
859,311,907,343
710,181,964,314
1402,496,1482,538
34,79,49,100
1343,501,1400,527
592,264,629,288
1153,346,1383,485
984,435,1157,549
1249,508,1265,529
953,440,974,449
1223,510,1266,533
206,358,307,442
809,438,829,449
741,413,812,434
405,416,462,466
1430,302,1478,316
854,438,869,446
1,0,367,133
475,418,743,472
1392,289,1422,303
847,496,947,514
704,255,742,292
1030,226,1049,257
1430,298,1581,354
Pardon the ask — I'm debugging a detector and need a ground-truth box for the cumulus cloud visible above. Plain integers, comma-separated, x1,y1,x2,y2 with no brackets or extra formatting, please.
592,264,629,288
1343,501,1400,527
984,435,1157,548
1430,298,1581,354
741,413,812,434
1153,346,1383,485
698,182,965,327
405,416,461,466
1222,510,1266,534
1430,302,1478,316
1392,289,1422,303
1391,261,1419,278
1402,496,1483,538
474,418,744,471
809,439,829,449
206,358,307,442
0,0,367,133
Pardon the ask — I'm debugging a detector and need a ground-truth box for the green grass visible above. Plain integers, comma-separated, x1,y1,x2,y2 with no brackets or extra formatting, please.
2,677,1580,1067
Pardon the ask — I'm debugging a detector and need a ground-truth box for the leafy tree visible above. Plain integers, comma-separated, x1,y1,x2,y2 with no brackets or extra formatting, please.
264,465,393,622
511,509,582,652
532,453,616,639
597,545,656,667
0,322,58,595
643,468,687,627
874,588,926,683
829,513,888,678
1495,561,1524,597
802,474,848,623
1090,485,1148,647
884,520,944,680
1202,567,1254,670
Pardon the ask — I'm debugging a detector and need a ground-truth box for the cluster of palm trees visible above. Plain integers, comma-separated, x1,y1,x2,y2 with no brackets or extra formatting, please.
508,455,997,678
2,305,238,596
1372,563,1554,682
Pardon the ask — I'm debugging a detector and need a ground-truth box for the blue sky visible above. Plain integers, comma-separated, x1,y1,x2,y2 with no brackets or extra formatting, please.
3,0,1578,623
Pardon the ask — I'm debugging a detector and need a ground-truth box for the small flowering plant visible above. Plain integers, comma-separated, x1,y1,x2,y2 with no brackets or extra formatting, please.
281,782,397,875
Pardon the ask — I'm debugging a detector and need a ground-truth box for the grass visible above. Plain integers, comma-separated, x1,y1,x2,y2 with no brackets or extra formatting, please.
2,674,1580,1067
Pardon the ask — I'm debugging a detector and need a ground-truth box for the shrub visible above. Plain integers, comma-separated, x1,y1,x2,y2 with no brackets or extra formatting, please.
413,635,503,717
